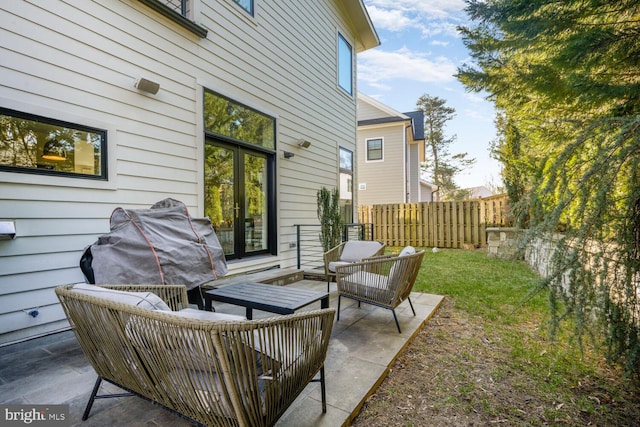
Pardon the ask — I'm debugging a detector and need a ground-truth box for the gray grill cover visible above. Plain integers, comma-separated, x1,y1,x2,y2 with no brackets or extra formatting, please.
89,198,227,289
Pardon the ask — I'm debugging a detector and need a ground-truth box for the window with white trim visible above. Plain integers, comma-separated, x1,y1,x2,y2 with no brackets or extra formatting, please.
366,138,383,161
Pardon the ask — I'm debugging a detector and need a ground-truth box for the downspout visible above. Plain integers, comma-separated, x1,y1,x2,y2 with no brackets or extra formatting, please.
405,123,412,202
431,185,440,202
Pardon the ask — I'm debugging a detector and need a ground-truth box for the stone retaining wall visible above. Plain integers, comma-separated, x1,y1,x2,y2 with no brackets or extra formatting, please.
486,227,523,259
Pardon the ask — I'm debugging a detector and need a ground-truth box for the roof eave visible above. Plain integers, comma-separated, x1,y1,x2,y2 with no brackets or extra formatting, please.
345,0,380,52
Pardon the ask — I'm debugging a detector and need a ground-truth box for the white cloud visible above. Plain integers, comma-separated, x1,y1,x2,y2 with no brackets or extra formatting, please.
358,47,457,86
431,40,450,47
366,0,466,20
366,5,417,33
364,0,466,38
463,92,486,104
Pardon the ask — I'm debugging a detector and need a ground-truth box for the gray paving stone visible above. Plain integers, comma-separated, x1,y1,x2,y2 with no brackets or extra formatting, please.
0,280,443,426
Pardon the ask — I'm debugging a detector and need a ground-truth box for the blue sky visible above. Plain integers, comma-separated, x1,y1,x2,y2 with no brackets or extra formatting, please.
358,0,502,190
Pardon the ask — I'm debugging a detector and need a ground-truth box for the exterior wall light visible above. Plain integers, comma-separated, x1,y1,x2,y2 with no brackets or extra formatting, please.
134,77,160,94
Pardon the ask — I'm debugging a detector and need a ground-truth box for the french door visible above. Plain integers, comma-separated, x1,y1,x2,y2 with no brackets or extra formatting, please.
204,140,273,260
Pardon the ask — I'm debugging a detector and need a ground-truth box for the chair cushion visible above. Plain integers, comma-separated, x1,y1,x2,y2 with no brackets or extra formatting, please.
328,261,351,272
340,241,383,263
342,271,393,303
168,308,246,322
72,283,171,311
388,246,417,283
398,246,416,257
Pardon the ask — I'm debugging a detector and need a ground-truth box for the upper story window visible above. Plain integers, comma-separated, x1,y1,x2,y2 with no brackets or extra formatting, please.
204,90,275,150
158,0,189,17
233,0,254,15
138,0,208,38
366,138,383,161
338,33,353,95
0,108,107,180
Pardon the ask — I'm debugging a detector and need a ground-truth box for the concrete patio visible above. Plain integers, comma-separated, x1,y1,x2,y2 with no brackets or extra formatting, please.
0,279,443,427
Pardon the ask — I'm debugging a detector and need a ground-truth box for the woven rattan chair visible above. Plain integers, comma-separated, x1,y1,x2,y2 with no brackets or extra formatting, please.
56,284,335,427
335,248,425,333
323,240,386,292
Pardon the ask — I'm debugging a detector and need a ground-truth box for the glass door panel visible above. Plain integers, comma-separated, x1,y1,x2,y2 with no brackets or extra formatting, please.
204,144,236,257
244,152,267,253
205,141,271,259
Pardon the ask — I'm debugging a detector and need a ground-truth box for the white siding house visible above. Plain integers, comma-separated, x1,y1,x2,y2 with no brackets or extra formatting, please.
356,92,435,206
0,0,378,345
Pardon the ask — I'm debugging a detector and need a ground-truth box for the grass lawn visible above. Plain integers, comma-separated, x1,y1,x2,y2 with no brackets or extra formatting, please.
352,248,640,426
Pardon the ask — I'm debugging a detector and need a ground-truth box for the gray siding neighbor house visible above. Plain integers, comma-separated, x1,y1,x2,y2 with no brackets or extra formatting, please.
357,92,436,206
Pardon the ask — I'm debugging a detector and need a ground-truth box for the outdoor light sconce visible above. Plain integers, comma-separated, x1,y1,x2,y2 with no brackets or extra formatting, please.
0,221,16,240
134,77,160,95
283,151,295,159
297,139,311,148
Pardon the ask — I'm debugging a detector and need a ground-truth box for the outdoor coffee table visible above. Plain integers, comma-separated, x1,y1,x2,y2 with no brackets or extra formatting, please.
204,281,329,319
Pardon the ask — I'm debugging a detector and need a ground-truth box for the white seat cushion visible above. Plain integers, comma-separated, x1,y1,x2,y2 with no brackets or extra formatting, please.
342,271,393,303
388,246,417,282
328,261,351,272
168,308,246,321
343,271,389,288
398,246,416,257
72,283,171,311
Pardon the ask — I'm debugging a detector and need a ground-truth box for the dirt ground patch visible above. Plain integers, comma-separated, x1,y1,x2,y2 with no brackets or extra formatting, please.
351,298,640,427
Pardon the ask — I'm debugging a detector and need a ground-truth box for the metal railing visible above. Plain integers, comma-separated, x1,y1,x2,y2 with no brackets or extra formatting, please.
159,0,188,16
292,223,375,271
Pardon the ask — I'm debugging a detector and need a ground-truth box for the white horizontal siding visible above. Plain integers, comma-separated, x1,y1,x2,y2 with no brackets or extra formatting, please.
0,0,365,345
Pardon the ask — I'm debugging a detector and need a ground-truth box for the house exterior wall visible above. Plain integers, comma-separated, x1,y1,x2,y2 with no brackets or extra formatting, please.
357,124,406,205
407,143,421,202
0,0,374,345
357,98,396,121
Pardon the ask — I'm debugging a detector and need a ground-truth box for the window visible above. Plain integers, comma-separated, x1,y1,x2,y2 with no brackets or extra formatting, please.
233,0,253,15
366,138,383,161
138,0,208,38
339,147,354,223
0,108,107,179
203,90,275,260
158,0,189,17
204,90,274,149
338,34,353,95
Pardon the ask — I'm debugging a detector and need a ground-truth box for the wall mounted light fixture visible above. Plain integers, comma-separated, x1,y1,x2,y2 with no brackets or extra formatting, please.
134,77,160,94
283,151,295,159
297,139,311,148
0,221,16,240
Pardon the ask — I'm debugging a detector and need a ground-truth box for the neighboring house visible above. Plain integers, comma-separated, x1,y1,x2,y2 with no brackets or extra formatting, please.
357,92,436,205
0,0,378,345
466,186,493,199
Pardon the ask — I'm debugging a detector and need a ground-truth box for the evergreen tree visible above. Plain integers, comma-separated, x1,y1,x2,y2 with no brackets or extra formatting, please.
417,94,475,200
457,0,640,379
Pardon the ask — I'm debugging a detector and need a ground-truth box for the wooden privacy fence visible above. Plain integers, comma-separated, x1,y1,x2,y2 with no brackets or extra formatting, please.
358,195,511,248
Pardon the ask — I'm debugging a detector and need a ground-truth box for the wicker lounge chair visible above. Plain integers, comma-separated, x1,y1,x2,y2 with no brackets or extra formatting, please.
335,247,425,333
56,283,335,427
323,240,386,291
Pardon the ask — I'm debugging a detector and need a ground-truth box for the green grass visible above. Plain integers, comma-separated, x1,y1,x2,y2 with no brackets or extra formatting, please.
414,247,546,319
378,247,640,425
